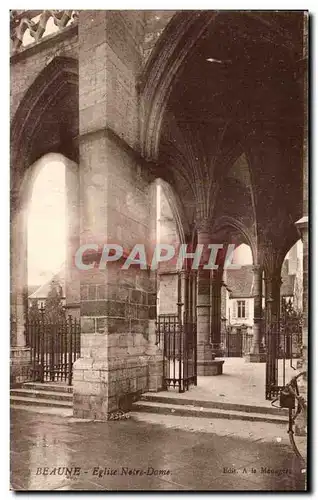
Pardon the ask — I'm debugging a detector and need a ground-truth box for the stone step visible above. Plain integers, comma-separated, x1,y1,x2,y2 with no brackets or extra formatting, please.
11,388,73,401
22,382,73,393
131,401,288,424
10,405,73,417
140,392,289,417
10,395,73,409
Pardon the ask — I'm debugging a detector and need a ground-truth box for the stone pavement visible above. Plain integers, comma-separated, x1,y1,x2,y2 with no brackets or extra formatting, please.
10,408,306,491
162,357,303,409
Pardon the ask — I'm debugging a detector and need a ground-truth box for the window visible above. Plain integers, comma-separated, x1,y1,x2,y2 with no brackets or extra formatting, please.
237,300,246,319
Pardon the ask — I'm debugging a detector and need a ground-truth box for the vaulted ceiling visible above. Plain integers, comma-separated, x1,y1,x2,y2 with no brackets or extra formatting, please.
156,11,305,255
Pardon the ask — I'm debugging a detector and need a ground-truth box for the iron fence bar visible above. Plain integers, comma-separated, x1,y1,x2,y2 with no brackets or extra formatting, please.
57,320,61,381
68,315,73,386
177,272,183,393
64,317,68,382
40,308,45,382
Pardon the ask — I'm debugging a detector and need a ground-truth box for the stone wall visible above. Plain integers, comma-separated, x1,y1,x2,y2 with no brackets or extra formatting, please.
78,11,145,150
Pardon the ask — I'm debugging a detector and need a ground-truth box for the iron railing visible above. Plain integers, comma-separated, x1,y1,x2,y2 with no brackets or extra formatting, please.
220,326,254,357
265,315,303,400
26,310,80,385
156,314,197,393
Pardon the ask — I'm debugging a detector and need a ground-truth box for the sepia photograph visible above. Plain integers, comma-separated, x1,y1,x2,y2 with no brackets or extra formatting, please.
9,8,308,492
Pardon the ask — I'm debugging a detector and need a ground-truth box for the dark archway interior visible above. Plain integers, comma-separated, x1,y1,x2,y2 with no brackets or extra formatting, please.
157,12,304,249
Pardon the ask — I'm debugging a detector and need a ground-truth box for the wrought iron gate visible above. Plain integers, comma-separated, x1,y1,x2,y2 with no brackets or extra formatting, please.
156,271,197,392
220,326,253,357
26,311,81,385
156,314,197,392
265,301,302,399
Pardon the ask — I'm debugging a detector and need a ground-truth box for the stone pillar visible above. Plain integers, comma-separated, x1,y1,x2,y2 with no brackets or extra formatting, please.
10,199,31,385
72,11,158,419
210,269,222,357
295,217,308,366
264,271,282,397
196,229,223,375
65,159,80,318
292,14,308,438
295,11,308,371
245,265,265,362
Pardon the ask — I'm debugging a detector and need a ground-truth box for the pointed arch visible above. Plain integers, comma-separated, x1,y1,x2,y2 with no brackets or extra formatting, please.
11,56,78,205
159,179,190,244
212,215,257,265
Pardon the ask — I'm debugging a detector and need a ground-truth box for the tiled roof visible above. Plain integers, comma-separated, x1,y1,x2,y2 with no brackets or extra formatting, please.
225,262,295,298
28,285,39,297
29,268,65,299
225,265,254,298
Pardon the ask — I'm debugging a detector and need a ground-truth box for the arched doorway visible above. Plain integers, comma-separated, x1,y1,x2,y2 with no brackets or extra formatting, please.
10,57,79,385
264,239,303,398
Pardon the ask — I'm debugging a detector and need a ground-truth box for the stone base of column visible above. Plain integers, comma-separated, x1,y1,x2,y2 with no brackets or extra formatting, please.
147,354,164,392
244,352,266,363
211,343,224,358
10,347,31,386
146,321,164,392
197,359,224,376
72,355,149,420
197,344,224,375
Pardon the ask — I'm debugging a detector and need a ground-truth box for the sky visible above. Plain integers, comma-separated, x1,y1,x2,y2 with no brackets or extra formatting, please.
233,243,253,265
27,160,66,286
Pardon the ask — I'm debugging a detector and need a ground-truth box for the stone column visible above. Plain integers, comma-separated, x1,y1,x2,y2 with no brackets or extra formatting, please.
293,16,308,435
64,159,80,318
210,269,222,357
264,271,282,398
72,11,157,419
295,12,308,371
196,228,223,375
10,198,31,385
246,265,265,362
295,217,308,367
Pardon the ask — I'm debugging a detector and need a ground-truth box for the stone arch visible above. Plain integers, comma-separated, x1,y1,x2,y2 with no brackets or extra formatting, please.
214,149,259,256
212,215,257,266
11,153,79,347
10,56,79,350
11,55,78,204
159,178,190,245
139,11,299,161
